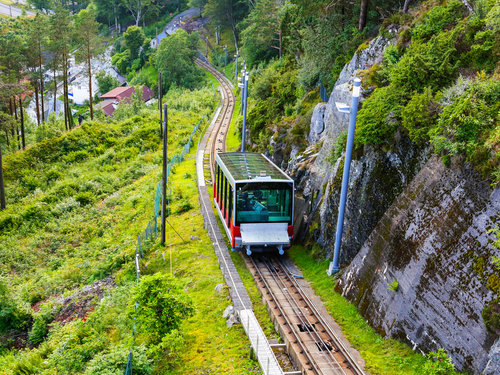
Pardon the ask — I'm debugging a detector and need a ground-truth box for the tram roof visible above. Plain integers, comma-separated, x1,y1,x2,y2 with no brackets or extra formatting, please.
216,153,292,182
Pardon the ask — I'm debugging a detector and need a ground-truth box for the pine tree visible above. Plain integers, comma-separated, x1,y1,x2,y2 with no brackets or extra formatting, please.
74,8,102,121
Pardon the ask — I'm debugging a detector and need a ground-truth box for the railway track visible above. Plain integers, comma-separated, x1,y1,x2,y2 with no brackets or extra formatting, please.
247,255,365,375
196,59,364,375
195,59,235,185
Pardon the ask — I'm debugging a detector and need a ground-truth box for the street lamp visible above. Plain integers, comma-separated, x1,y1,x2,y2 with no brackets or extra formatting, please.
241,73,249,152
234,53,239,81
224,45,227,72
327,77,362,276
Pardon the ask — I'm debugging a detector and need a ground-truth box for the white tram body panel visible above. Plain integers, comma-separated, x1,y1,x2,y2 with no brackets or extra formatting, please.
213,153,294,255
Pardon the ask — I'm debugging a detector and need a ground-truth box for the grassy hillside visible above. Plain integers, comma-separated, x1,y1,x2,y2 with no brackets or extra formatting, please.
0,86,259,374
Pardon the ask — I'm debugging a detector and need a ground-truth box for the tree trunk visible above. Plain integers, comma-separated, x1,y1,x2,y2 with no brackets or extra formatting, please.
359,0,369,30
39,43,45,123
4,131,9,147
63,56,68,131
12,98,17,120
0,142,5,210
403,0,411,13
35,85,41,126
19,96,25,150
88,48,94,120
53,68,57,113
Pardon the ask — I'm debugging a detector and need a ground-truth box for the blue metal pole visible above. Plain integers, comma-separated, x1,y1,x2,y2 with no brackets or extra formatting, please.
234,54,238,81
241,73,249,152
224,45,227,71
327,78,361,275
240,67,245,116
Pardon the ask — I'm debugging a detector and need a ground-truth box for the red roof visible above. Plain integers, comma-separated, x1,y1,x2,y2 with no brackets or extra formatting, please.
99,86,155,116
100,86,155,102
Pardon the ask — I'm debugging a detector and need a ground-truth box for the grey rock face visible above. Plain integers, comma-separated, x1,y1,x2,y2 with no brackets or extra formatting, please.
308,103,327,145
484,338,500,375
318,134,431,264
337,155,499,374
310,35,392,184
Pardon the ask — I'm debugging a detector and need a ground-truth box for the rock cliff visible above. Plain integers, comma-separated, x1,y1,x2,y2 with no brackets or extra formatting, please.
337,156,499,373
282,32,500,373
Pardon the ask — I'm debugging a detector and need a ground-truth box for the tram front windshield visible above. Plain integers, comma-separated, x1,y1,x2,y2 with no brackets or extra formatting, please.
235,182,293,225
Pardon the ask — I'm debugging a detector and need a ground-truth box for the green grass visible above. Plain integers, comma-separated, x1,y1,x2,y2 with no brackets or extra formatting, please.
226,88,242,152
0,87,256,374
204,69,220,92
287,245,456,375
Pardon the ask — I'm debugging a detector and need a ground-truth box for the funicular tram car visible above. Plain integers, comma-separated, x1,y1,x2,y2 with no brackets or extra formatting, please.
214,152,294,255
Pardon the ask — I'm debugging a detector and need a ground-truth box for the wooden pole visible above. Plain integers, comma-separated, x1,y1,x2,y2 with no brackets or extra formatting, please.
19,96,25,150
0,142,5,210
159,72,163,136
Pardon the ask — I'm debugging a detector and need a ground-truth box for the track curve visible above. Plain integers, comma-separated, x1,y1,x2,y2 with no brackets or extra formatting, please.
195,59,235,185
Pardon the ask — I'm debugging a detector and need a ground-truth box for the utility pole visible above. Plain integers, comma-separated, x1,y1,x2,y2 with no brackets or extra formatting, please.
327,78,361,276
158,72,163,136
241,73,249,152
205,37,208,57
161,103,168,245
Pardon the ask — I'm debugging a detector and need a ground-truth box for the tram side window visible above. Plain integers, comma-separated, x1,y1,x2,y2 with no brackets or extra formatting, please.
216,165,220,205
223,175,228,220
229,184,233,225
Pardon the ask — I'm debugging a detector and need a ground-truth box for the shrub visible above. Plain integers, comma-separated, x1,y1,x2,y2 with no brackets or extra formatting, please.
74,192,94,206
29,303,56,346
0,278,31,333
63,150,90,163
45,169,63,183
130,273,194,345
175,199,193,214
387,278,399,292
412,1,466,42
21,175,41,191
391,31,459,92
83,344,153,375
355,85,409,145
422,348,456,374
401,87,439,143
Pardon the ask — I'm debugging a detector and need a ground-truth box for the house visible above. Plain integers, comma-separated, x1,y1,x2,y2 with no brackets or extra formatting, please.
96,86,155,117
150,30,167,49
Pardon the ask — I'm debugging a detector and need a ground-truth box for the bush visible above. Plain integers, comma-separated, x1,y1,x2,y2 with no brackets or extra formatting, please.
391,30,459,92
45,169,62,183
422,348,456,374
0,278,31,333
401,87,438,143
74,192,94,206
83,344,153,375
21,175,41,191
130,273,194,345
355,85,409,145
63,150,90,163
412,1,466,42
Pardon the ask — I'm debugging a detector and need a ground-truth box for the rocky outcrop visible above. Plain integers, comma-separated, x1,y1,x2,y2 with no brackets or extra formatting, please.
337,155,499,373
318,133,431,264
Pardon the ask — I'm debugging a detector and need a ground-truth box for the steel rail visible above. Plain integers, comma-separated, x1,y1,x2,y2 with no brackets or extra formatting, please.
195,59,235,183
249,256,320,375
259,256,346,375
276,258,365,375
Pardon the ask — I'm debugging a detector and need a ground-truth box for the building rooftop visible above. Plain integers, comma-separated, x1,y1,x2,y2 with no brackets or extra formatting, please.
217,153,291,182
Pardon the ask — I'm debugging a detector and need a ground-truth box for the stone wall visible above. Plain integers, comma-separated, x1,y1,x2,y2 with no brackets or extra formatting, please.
337,155,500,373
